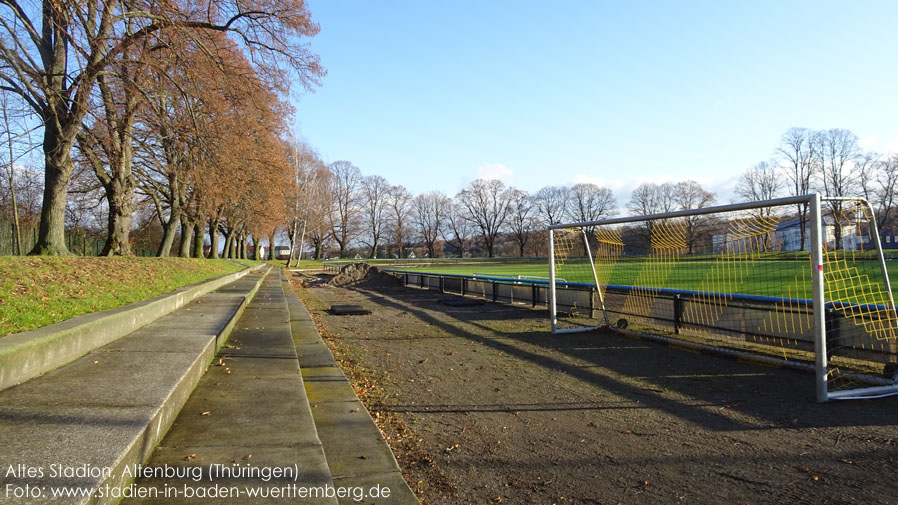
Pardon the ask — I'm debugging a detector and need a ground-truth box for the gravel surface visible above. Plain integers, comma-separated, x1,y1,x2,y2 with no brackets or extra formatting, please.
294,274,898,505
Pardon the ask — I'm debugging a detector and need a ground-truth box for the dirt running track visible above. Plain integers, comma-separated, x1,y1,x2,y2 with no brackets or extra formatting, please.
292,274,898,505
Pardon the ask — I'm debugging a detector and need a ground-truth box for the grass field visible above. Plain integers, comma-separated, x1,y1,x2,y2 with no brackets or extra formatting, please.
382,257,898,301
0,257,251,336
266,259,324,269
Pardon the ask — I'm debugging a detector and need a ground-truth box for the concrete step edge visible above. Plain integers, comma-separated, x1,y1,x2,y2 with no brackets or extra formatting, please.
280,272,422,505
0,263,267,392
85,266,270,505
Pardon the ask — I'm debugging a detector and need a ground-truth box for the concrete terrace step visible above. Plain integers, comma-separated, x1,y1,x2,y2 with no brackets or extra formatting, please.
0,264,264,392
121,270,337,505
284,274,421,505
0,268,269,505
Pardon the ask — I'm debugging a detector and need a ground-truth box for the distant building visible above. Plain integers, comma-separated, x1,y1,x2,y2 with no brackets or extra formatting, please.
274,246,291,260
712,215,876,254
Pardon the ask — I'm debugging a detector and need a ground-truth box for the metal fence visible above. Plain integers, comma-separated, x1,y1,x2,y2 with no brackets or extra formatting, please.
0,220,155,256
322,256,548,270
384,270,553,309
380,268,895,390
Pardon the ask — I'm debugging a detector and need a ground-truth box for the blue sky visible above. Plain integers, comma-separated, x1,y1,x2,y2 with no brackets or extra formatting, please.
291,1,898,204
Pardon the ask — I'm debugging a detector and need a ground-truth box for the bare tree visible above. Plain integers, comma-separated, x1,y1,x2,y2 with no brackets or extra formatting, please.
442,200,471,257
570,182,616,240
386,184,413,258
505,189,536,256
628,183,660,216
570,183,616,220
456,179,514,257
657,183,678,213
413,191,450,258
627,182,671,248
736,161,783,250
0,92,38,254
736,161,782,203
873,154,898,234
360,175,390,258
327,161,362,258
673,180,715,253
815,128,860,248
777,127,817,251
855,151,880,203
285,141,325,266
532,185,571,226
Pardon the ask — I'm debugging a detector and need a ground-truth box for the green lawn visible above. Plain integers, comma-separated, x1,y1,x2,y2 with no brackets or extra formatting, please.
0,257,248,336
388,257,898,302
266,259,324,269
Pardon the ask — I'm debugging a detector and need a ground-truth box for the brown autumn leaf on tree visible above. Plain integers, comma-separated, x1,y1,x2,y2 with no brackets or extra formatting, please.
1,0,324,255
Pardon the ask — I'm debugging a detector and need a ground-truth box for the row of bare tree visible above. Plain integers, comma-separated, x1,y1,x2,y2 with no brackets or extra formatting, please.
281,150,626,259
1,0,324,256
737,127,898,249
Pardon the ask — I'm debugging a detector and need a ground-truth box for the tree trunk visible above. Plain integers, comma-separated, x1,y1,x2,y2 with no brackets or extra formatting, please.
286,219,298,267
313,238,322,260
193,222,204,258
223,231,234,259
3,104,22,255
178,216,193,258
157,206,180,257
30,126,73,255
101,176,134,256
10,182,21,255
209,218,220,259
292,219,307,268
268,232,275,260
156,174,183,257
240,234,248,259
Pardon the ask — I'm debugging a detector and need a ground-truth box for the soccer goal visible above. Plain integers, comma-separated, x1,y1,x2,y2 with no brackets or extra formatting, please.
548,194,898,402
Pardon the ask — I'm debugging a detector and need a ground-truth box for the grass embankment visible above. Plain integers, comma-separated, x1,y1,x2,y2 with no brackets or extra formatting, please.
0,257,248,336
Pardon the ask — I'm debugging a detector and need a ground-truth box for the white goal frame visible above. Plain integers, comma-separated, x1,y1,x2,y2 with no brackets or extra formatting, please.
548,193,898,402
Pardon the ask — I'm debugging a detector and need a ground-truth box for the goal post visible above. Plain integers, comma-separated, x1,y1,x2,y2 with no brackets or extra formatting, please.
548,193,898,402
549,226,607,333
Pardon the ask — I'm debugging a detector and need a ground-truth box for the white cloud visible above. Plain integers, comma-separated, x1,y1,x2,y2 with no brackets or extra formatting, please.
860,135,880,150
573,174,628,193
882,137,898,155
477,163,514,185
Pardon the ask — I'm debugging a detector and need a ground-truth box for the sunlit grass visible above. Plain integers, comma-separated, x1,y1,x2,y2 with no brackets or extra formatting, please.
0,257,246,336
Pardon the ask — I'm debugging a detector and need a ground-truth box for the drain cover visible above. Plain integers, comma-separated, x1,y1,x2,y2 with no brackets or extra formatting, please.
330,305,371,315
439,298,485,307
